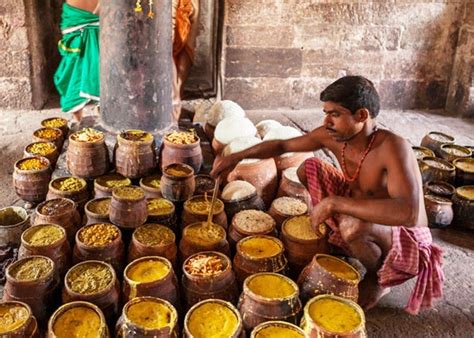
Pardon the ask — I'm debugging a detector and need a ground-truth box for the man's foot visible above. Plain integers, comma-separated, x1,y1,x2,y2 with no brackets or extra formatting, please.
358,275,391,310
72,109,83,122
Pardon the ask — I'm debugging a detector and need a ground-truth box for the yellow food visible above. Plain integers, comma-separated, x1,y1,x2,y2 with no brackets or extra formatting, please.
247,274,296,298
35,128,61,139
457,186,474,200
26,142,56,156
42,117,67,129
142,175,161,188
78,223,119,247
317,256,359,281
147,198,174,215
10,257,53,280
23,224,64,246
165,164,192,177
127,300,175,329
272,197,307,215
87,198,111,215
309,298,361,333
455,159,474,173
186,197,223,215
184,222,225,246
121,129,153,142
114,186,145,200
53,306,102,338
187,302,238,338
134,224,174,246
67,263,113,294
17,158,48,170
284,215,326,240
184,253,225,277
126,259,170,283
53,177,85,192
233,210,275,233
72,128,104,142
255,325,304,338
95,174,131,188
0,303,29,334
240,237,282,258
165,129,198,144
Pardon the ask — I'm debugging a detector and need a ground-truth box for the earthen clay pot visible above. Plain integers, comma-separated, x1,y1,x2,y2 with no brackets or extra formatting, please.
13,156,51,204
412,146,435,162
24,141,59,169
182,251,239,310
274,152,312,177
46,176,89,212
424,194,453,228
32,127,64,150
161,136,203,173
227,159,278,207
453,158,474,186
40,117,69,138
420,131,455,157
67,130,110,178
419,157,456,184
452,186,474,230
179,222,230,262
440,144,472,162
139,174,162,199
0,301,39,338
84,197,111,225
0,206,30,247
297,254,361,304
221,192,266,221
425,181,455,198
115,297,178,338
250,321,305,338
94,173,132,198
109,186,147,230
182,195,228,230
160,163,196,202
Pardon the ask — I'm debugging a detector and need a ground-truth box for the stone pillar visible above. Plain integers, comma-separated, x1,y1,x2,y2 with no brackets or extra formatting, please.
100,0,173,132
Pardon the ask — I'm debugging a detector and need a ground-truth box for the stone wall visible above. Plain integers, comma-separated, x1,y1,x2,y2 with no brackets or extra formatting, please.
222,0,466,111
0,0,61,109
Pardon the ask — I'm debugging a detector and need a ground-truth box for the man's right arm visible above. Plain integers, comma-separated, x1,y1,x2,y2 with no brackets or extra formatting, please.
210,126,328,177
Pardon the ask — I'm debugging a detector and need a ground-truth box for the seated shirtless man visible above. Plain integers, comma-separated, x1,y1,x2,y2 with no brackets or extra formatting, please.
211,76,444,314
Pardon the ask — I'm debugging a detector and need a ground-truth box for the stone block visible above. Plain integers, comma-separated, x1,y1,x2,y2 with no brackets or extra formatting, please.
225,0,283,26
0,77,33,109
7,27,29,51
378,79,447,109
223,77,301,109
225,47,303,78
293,24,344,50
0,51,31,77
225,25,295,48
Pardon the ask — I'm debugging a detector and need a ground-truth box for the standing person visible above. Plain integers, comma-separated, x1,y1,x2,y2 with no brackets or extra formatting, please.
211,76,444,314
54,0,100,122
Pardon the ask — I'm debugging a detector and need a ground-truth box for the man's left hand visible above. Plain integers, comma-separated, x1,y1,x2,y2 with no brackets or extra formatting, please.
310,197,336,229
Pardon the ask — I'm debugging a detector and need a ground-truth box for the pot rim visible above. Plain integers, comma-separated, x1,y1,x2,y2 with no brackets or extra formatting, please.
421,156,456,172
48,176,87,194
237,235,284,261
424,193,452,205
270,197,308,217
75,222,122,250
139,175,162,191
117,129,154,144
145,198,176,217
0,300,34,334
182,250,231,280
313,254,361,284
47,300,107,337
32,127,63,141
24,141,58,158
250,320,305,338
162,163,195,179
69,128,105,144
184,195,225,216
454,185,474,201
6,255,55,284
426,131,455,143
132,223,176,248
84,197,112,217
163,134,200,148
242,272,299,302
35,198,77,217
121,296,178,333
123,255,174,286
0,206,29,228
440,144,472,157
302,294,366,335
40,117,68,128
21,223,66,248
64,260,116,298
453,158,474,173
94,174,132,191
232,211,276,235
111,186,146,201
281,217,327,243
184,299,242,337
14,156,51,173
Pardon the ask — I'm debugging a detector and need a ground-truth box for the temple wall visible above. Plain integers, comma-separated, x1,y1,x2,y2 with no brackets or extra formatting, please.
221,0,469,112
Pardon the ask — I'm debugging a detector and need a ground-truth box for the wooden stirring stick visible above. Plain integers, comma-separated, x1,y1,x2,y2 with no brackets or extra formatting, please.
206,177,220,226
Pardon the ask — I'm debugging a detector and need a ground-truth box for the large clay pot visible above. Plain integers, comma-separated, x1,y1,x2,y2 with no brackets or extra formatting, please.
67,130,110,178
420,131,455,157
453,158,474,186
161,135,203,173
115,297,178,338
47,301,109,338
109,186,147,230
238,272,302,331
24,142,59,169
114,130,156,179
419,157,456,184
301,294,366,338
0,206,30,247
160,163,196,202
183,299,244,338
424,194,453,228
46,176,89,212
297,254,361,304
452,186,474,230
227,159,278,207
0,301,39,338
13,156,51,204
182,251,239,310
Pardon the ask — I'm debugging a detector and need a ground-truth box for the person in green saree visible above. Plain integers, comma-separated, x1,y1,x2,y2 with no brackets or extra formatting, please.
54,0,100,122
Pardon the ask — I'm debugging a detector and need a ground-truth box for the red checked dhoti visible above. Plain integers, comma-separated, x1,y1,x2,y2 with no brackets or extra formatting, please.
304,157,444,314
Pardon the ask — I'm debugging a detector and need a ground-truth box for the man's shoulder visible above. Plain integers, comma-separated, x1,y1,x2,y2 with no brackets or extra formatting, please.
376,129,412,161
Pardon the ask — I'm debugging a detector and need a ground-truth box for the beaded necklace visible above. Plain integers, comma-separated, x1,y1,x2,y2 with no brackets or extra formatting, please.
341,129,378,183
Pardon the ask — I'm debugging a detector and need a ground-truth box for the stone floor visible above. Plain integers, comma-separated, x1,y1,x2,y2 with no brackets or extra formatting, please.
0,103,473,337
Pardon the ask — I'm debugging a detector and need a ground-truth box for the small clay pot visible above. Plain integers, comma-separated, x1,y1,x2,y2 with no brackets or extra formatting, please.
0,301,39,337
109,186,147,230
439,144,472,163
160,163,196,202
114,130,156,179
24,141,59,169
84,197,111,225
13,156,51,204
453,158,474,186
268,197,308,231
221,191,266,221
424,194,453,228
250,321,305,338
420,131,455,157
46,176,89,212
32,127,64,150
94,173,132,198
274,152,312,177
161,135,203,173
179,222,230,262
139,174,162,198
412,146,435,161
452,186,474,230
277,167,307,200
229,210,277,249
194,174,216,196
425,181,455,198
40,117,69,137
419,157,456,184
182,195,228,230
0,206,30,247
146,198,178,232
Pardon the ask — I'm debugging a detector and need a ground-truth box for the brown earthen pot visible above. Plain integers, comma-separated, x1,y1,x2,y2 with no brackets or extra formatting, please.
0,206,30,247
67,130,110,178
109,186,147,230
160,163,196,202
424,194,453,228
452,186,474,230
182,195,228,230
453,158,474,186
0,301,39,338
420,131,455,157
161,136,203,173
13,156,52,204
32,127,64,150
24,141,59,169
46,176,89,212
419,157,456,184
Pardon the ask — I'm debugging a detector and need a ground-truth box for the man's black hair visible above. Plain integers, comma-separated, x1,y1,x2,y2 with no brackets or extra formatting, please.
320,75,380,118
